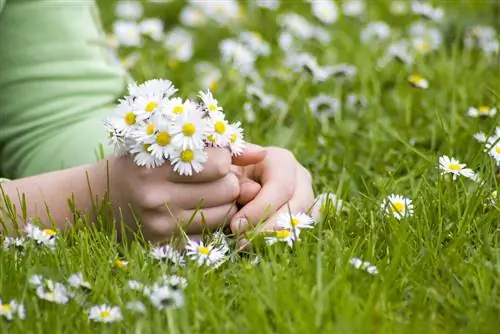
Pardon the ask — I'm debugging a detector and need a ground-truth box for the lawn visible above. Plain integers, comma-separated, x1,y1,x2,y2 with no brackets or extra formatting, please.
2,0,500,333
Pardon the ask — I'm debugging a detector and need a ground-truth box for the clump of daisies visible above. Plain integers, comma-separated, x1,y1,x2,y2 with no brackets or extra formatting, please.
104,79,245,176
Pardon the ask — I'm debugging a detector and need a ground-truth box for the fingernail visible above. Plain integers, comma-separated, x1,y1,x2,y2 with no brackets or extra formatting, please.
234,218,249,235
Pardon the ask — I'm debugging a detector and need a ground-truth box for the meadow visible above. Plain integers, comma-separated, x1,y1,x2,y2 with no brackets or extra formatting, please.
2,0,500,332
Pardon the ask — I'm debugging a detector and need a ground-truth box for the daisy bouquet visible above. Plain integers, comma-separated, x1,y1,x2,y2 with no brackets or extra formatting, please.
104,79,245,175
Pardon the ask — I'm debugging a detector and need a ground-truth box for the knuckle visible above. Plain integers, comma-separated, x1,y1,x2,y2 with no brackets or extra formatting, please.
213,153,231,177
226,174,240,200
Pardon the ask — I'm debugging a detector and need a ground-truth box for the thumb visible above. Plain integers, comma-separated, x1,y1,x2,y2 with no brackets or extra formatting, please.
232,143,267,166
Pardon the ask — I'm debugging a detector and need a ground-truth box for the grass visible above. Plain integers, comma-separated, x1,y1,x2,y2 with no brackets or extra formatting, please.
2,0,500,332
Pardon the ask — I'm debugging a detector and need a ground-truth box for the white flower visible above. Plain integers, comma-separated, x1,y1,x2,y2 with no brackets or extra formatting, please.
195,0,241,25
210,231,230,255
227,122,245,156
110,97,138,136
139,18,164,41
276,212,315,232
407,74,429,89
28,275,44,286
0,299,25,321
179,5,207,27
126,301,146,314
311,192,344,221
377,40,414,68
486,190,497,207
150,245,184,266
408,22,443,54
169,147,208,176
279,12,315,40
24,223,56,250
160,275,188,290
115,1,143,20
164,28,194,62
309,0,338,24
130,142,165,168
198,90,224,116
127,280,144,291
346,93,368,111
411,1,444,22
308,95,340,120
256,0,279,10
390,1,409,15
147,285,185,310
438,155,476,181
360,21,391,43
342,0,365,17
205,113,231,147
148,117,174,160
467,106,497,118
487,139,500,164
104,118,130,156
129,79,177,99
264,229,299,248
68,273,91,291
464,26,499,56
3,237,25,251
244,102,256,123
112,258,129,269
380,194,414,219
35,281,70,304
473,132,487,143
219,39,257,77
238,32,271,56
171,106,207,150
113,20,142,47
195,62,222,91
88,305,123,323
185,240,225,267
350,257,378,275
330,64,357,79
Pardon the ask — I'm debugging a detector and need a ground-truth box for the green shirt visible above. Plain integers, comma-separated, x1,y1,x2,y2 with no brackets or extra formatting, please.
0,0,127,179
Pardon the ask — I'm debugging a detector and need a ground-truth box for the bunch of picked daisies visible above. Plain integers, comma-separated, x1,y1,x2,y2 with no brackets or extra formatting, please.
104,79,245,175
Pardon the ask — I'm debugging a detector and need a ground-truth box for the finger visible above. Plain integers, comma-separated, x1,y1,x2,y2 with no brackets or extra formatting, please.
232,143,267,166
234,173,261,206
178,203,238,234
168,173,240,209
163,148,232,183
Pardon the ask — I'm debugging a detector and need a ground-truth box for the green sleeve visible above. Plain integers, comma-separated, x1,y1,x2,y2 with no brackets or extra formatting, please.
0,0,128,179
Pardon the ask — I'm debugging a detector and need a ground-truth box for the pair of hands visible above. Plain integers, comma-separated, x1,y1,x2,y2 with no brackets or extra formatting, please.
107,143,314,244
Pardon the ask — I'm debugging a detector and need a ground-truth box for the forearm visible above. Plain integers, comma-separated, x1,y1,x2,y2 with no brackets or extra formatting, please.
0,161,108,234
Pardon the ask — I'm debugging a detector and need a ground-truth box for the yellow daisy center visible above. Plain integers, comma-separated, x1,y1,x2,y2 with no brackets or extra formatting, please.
207,134,217,143
173,105,184,114
100,310,111,318
156,131,171,146
392,201,405,214
43,229,56,236
0,304,11,311
198,246,210,255
230,133,237,143
145,102,158,112
479,106,490,114
416,41,429,53
209,80,218,91
143,143,151,152
125,112,136,126
46,291,56,298
495,147,500,154
448,163,462,171
182,123,196,136
409,75,423,85
276,230,291,239
146,123,155,135
114,259,127,269
290,218,300,227
214,121,226,134
180,149,194,163
209,103,217,112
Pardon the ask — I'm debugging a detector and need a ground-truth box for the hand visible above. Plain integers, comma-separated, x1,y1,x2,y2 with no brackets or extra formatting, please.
229,145,315,242
106,147,266,243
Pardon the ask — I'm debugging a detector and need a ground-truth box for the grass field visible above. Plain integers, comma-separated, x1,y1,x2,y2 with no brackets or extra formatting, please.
2,0,500,332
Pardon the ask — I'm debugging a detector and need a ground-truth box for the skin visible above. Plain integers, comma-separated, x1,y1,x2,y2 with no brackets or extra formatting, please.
0,143,314,244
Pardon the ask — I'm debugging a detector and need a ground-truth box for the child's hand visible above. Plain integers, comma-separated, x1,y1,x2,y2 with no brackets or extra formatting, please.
230,144,315,239
108,147,266,243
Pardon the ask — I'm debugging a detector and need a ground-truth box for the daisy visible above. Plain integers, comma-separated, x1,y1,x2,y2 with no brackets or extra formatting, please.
411,1,444,22
28,275,44,286
308,95,340,120
198,90,224,116
473,132,488,143
238,31,271,56
139,18,164,41
380,194,414,219
160,275,188,290
408,22,443,54
68,273,92,291
227,122,245,156
243,102,256,123
219,39,257,77
148,118,174,160
256,0,280,10
195,0,241,25
3,237,25,251
264,229,299,248
486,139,500,164
147,285,185,310
115,1,143,20
127,280,144,291
210,231,230,255
129,79,177,99
342,0,365,18
24,223,56,250
88,305,123,323
126,301,146,314
195,62,221,91
104,118,129,156
276,212,315,231
205,113,231,147
150,245,184,266
112,258,128,269
171,106,207,150
330,64,357,79
464,25,499,56
349,257,378,275
279,12,316,40
129,142,165,168
310,192,344,221
438,155,476,180
179,5,207,27
164,28,194,62
377,40,414,68
0,299,25,321
109,97,138,136
360,21,391,43
346,93,368,111
185,240,225,267
390,1,409,15
169,147,207,176
309,0,338,25
36,280,70,304
112,20,142,47
407,74,429,89
467,105,497,118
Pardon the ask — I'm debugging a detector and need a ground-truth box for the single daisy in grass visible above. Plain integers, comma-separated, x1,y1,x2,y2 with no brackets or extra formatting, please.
264,229,300,248
473,131,487,143
160,275,188,290
308,95,340,120
438,155,476,180
24,223,56,250
35,280,70,304
486,138,500,164
380,194,414,220
198,90,224,116
467,105,497,118
126,301,146,314
147,286,185,310
68,273,92,291
127,280,144,291
205,113,231,147
407,74,429,89
3,237,25,251
350,257,378,275
171,105,207,150
0,299,25,321
129,142,165,168
150,245,185,266
170,147,208,176
227,121,245,156
311,192,344,221
148,118,174,160
185,240,225,267
88,305,123,323
276,212,315,232
112,258,128,270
